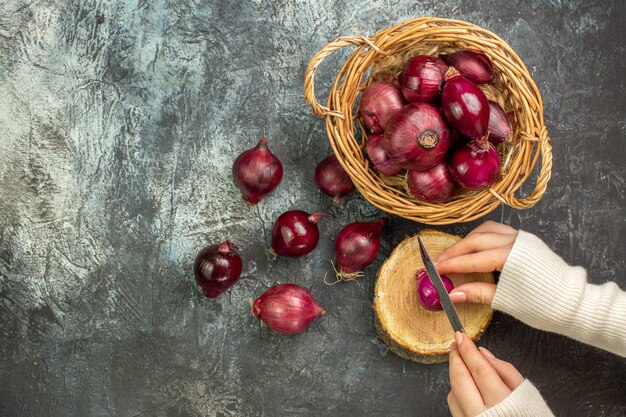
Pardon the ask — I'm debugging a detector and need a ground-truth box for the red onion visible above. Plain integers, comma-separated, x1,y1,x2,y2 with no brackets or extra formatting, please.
193,241,242,298
400,56,448,103
314,155,356,205
441,50,494,84
487,100,513,144
383,102,451,171
365,132,404,176
232,137,283,206
441,68,490,140
416,268,454,311
335,219,386,279
406,160,458,202
359,81,405,132
448,139,501,191
270,210,322,257
252,283,325,334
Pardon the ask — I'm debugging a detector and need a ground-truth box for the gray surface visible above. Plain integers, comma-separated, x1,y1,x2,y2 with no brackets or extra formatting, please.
0,0,625,416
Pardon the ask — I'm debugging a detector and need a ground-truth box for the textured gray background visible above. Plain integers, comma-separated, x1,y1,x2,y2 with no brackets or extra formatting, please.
1,0,625,416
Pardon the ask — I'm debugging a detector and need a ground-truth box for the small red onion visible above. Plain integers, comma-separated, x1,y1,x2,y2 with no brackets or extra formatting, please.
270,210,322,257
383,103,451,171
448,139,501,191
441,68,490,140
194,241,242,298
335,219,386,279
487,100,513,144
314,155,356,205
359,81,405,132
365,132,404,176
400,56,448,103
252,283,325,334
441,50,494,84
416,268,455,311
406,160,458,203
232,137,283,206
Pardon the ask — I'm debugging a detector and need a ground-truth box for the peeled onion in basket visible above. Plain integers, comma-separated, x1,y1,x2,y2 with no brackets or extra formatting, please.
448,139,501,191
441,68,490,141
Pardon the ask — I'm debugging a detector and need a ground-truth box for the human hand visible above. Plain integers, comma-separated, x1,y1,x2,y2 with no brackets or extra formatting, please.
435,221,518,306
448,332,524,417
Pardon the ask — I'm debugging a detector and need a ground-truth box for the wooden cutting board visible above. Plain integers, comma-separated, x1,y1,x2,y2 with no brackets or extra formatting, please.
373,229,494,364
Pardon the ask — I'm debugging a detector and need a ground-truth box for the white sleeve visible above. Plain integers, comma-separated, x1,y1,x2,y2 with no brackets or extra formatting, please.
478,379,554,417
492,231,626,357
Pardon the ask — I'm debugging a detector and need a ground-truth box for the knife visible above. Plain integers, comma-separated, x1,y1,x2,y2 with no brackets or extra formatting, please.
417,236,465,333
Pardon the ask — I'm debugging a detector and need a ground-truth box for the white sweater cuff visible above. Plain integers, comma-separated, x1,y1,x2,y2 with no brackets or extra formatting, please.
478,379,554,417
492,230,583,330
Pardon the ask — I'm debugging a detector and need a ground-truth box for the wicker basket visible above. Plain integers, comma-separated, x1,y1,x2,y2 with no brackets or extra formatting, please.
304,17,552,225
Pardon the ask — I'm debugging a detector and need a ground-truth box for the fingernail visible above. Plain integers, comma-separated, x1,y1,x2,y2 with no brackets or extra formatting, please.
449,291,466,303
449,341,457,351
479,347,495,359
454,331,463,345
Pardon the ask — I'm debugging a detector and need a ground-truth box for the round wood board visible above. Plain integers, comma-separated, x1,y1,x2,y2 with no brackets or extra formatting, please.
373,229,494,364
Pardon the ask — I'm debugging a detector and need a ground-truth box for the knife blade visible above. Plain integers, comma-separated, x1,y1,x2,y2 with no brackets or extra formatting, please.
417,236,465,333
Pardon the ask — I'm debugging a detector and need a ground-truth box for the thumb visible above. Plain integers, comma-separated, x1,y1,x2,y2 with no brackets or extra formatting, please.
449,282,497,306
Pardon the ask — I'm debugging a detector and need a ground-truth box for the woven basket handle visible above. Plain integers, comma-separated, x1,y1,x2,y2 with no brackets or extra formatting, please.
491,127,553,209
304,36,385,118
